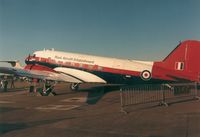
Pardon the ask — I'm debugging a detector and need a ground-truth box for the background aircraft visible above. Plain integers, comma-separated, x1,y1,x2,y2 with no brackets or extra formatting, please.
0,40,200,92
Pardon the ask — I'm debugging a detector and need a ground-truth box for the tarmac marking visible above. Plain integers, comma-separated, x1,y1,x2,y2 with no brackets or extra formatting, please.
0,100,15,104
61,97,87,103
35,104,80,111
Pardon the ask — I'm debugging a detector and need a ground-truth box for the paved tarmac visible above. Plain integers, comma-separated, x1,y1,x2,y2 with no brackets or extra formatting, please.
0,82,200,137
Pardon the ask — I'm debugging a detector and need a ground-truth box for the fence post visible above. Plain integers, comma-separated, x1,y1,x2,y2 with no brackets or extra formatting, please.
195,82,200,100
159,84,168,107
120,88,128,114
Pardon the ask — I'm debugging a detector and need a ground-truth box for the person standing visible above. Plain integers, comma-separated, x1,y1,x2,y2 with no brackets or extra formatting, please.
4,79,8,92
0,79,3,89
10,77,15,88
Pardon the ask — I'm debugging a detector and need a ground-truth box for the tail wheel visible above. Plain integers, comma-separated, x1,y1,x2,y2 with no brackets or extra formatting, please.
70,83,80,91
141,70,151,81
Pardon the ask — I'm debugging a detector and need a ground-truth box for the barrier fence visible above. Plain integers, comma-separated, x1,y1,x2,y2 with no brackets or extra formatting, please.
120,82,200,113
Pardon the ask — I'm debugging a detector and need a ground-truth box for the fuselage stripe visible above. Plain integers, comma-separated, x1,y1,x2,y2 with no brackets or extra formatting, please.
25,56,141,76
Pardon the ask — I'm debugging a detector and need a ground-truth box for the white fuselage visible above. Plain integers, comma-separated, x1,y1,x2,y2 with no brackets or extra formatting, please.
33,49,154,75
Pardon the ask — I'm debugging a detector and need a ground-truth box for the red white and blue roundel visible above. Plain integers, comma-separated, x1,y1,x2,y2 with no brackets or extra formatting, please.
141,70,151,81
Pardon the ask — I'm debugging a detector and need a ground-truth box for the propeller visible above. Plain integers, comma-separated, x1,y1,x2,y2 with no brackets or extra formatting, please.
27,54,30,62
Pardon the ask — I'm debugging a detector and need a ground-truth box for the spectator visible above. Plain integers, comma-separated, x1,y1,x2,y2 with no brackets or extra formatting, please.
10,77,15,88
0,79,3,88
3,79,8,92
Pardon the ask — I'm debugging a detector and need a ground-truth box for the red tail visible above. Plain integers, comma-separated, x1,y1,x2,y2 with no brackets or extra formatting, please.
163,40,200,72
153,40,200,81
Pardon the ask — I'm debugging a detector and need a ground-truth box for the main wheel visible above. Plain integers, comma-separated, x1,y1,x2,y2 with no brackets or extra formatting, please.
70,83,80,91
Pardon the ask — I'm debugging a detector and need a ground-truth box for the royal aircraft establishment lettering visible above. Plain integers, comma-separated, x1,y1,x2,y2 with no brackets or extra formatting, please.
55,56,94,64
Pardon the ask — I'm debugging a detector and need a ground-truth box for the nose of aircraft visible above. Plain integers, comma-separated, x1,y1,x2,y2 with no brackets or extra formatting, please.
25,54,37,65
25,54,31,61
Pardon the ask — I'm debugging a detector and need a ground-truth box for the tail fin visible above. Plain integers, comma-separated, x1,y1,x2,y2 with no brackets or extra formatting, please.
162,40,200,73
0,60,23,68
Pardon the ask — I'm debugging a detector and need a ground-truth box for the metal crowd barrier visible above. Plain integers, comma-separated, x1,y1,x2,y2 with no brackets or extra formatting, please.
120,82,200,113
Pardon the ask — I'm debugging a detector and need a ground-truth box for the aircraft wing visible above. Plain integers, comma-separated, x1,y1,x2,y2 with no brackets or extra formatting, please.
0,67,82,83
166,75,192,82
154,65,197,82
54,67,107,83
0,66,107,84
166,69,197,82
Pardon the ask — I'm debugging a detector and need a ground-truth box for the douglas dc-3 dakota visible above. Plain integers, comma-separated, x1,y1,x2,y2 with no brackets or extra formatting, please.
0,40,200,94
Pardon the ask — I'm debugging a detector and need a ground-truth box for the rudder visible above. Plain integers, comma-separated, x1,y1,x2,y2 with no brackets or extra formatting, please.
162,40,200,73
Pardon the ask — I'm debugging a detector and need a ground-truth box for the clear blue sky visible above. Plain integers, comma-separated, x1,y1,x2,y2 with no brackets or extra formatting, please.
0,0,200,66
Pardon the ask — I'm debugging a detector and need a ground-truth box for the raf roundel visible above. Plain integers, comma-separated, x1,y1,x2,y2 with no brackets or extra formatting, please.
141,70,152,81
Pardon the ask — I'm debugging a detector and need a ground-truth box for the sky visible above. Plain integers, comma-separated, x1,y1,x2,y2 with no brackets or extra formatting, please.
0,0,200,66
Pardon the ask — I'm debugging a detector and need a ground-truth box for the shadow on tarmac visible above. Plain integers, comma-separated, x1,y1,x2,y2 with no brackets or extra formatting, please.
0,87,29,93
56,84,121,105
0,117,76,135
81,85,120,105
0,107,20,113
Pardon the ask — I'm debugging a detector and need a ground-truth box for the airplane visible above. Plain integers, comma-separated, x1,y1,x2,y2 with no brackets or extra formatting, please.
0,40,200,94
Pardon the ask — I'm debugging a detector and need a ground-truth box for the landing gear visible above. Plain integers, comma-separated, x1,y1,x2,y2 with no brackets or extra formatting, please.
40,81,57,96
29,79,57,96
70,83,80,91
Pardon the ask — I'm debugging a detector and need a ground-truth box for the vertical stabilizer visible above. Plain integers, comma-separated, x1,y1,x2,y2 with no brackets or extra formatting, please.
162,40,200,73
